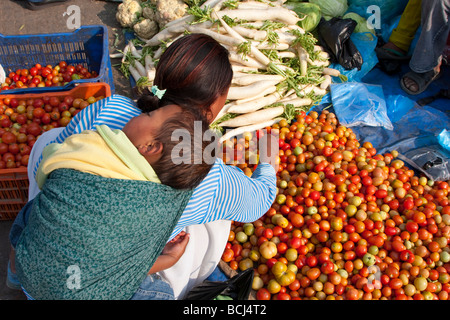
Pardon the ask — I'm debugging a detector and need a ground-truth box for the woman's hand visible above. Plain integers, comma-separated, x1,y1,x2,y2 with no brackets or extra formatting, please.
148,231,190,274
258,132,279,172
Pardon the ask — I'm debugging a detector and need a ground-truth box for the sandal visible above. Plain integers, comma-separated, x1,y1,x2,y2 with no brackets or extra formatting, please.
400,69,441,96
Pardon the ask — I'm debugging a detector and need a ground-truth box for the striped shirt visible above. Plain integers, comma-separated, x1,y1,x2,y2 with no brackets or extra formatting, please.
31,94,277,240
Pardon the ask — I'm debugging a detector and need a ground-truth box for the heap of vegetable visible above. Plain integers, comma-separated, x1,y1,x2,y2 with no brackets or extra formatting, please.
115,0,347,141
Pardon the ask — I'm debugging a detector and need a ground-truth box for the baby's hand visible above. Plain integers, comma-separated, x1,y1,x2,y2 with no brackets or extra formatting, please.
161,231,190,262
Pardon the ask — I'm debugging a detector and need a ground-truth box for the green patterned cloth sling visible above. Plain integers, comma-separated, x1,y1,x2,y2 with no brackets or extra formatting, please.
15,126,193,300
16,169,192,300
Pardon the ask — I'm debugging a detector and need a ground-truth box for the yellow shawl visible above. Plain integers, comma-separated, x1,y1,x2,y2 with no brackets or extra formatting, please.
36,125,160,188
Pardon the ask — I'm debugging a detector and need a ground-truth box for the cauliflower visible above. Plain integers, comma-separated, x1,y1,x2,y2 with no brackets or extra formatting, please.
133,19,159,39
116,0,143,28
155,0,188,28
142,6,156,20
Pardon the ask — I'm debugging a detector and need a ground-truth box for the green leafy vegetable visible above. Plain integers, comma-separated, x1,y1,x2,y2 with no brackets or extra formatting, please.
309,0,348,18
285,2,322,32
342,12,376,35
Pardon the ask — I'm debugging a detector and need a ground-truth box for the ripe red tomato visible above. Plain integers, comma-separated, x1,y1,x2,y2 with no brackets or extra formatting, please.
32,107,45,119
2,152,15,163
306,255,318,267
403,197,414,210
355,245,367,257
221,248,234,263
49,96,60,107
0,142,8,154
58,102,69,112
263,228,273,239
406,221,419,233
321,261,334,274
26,122,42,136
8,143,19,155
399,250,414,263
41,67,52,77
2,131,16,144
375,189,388,199
287,236,301,249
256,288,271,300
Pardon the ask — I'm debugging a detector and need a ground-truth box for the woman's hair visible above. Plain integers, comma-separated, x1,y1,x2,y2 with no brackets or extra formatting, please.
137,33,233,120
151,107,217,190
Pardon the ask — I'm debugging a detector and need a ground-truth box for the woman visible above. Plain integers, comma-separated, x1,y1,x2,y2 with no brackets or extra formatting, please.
9,33,277,299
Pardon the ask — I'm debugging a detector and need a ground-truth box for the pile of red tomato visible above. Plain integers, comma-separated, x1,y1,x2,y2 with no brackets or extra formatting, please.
220,109,450,300
0,61,97,91
0,93,105,169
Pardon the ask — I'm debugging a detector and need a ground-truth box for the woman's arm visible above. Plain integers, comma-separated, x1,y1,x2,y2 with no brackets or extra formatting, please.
224,162,277,222
217,131,279,223
169,135,278,237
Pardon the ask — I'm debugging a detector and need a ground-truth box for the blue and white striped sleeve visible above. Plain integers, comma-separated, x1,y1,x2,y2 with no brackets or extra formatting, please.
31,94,141,179
167,160,277,241
208,161,277,223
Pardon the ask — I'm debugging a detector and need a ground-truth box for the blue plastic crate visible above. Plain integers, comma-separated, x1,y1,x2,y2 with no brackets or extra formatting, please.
0,25,115,94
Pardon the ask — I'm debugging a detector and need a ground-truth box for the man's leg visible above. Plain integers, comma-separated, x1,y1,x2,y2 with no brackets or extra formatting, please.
388,0,423,54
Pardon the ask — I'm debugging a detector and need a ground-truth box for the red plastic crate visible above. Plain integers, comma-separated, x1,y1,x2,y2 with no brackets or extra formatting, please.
0,82,111,220
0,167,28,221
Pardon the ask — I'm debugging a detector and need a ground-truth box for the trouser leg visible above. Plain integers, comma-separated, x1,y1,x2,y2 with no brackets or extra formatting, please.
409,0,450,72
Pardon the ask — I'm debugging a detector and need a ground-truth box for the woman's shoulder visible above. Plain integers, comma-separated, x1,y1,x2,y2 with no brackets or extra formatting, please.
108,94,136,104
102,94,139,110
190,158,228,192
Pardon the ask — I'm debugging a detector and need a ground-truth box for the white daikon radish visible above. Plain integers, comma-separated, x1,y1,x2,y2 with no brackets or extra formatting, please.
219,106,285,128
227,79,280,100
227,92,282,114
219,118,283,143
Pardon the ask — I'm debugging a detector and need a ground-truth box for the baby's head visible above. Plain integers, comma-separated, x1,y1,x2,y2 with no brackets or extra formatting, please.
122,104,215,190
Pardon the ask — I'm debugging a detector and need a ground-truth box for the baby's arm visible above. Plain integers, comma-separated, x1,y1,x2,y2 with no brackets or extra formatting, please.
148,231,190,274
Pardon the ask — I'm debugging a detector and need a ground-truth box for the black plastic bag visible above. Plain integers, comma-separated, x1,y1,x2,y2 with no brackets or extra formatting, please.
183,268,254,300
399,146,450,182
317,17,363,70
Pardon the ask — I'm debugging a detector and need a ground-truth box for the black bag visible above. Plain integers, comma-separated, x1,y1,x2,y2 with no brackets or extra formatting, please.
317,17,363,70
183,268,254,300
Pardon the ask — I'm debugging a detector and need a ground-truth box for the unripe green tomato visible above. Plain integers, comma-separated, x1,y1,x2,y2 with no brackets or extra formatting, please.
239,258,253,271
363,253,376,266
293,146,303,156
285,248,298,262
235,231,248,243
368,245,379,255
276,194,286,205
414,277,428,291
249,249,261,262
349,196,362,207
243,223,255,236
252,276,264,291
279,180,288,189
440,251,450,263
307,206,318,215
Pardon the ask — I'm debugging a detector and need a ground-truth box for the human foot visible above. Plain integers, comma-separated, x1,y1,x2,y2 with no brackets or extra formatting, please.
376,42,409,60
382,42,407,56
